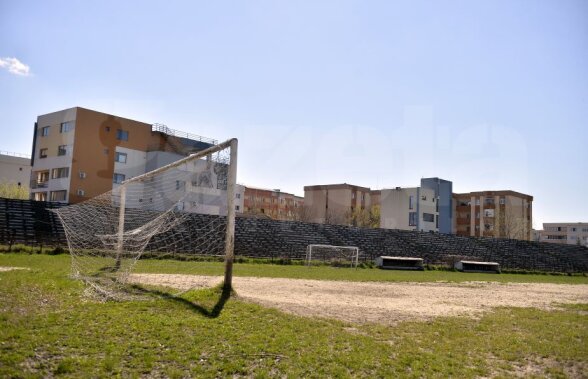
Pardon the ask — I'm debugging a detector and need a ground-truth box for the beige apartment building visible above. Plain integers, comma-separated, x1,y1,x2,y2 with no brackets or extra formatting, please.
539,223,588,247
243,186,303,221
303,183,372,224
453,190,533,240
380,187,438,232
30,107,227,209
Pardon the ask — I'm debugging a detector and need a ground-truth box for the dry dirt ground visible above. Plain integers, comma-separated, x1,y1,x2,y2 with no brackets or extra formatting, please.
0,267,29,272
128,273,588,325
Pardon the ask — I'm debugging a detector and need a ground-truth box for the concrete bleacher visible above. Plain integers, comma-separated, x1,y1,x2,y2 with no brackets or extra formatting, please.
0,198,66,247
0,198,587,273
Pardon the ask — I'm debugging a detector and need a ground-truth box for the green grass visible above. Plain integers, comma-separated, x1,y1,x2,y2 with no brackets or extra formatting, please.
0,253,587,377
2,253,586,284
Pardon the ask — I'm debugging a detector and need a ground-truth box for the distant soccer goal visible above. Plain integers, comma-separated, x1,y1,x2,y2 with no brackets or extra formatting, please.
54,138,238,299
305,244,360,268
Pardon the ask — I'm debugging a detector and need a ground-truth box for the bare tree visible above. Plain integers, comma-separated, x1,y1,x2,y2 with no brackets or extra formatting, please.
293,205,313,222
499,211,528,240
324,209,346,225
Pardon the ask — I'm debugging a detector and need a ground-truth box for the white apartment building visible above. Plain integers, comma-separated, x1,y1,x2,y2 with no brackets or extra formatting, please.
539,223,588,247
380,187,438,232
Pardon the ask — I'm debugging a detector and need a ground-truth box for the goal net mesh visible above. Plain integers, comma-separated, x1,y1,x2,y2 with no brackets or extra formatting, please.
305,244,360,268
54,142,234,300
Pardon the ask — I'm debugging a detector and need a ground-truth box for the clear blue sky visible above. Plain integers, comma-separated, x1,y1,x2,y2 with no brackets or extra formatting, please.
1,0,586,227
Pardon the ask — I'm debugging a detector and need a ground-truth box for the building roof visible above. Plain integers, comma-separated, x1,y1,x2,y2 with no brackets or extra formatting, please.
453,190,533,201
244,185,303,199
304,183,371,192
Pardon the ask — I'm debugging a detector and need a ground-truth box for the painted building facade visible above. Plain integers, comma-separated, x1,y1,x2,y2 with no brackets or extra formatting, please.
453,190,533,240
29,107,238,215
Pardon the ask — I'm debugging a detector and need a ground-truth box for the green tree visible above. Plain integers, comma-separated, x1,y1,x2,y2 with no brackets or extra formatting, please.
0,182,29,200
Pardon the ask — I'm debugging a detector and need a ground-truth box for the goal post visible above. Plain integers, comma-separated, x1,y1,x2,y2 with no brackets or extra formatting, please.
54,138,239,299
305,244,360,268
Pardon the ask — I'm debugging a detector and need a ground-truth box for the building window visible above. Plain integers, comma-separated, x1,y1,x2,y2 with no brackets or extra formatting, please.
499,197,505,205
34,192,48,201
116,129,129,141
60,121,74,133
409,195,414,210
79,171,86,179
475,199,480,205
105,126,110,132
484,209,494,217
236,193,241,199
51,167,69,179
423,213,434,223
41,126,50,136
77,189,85,196
421,195,427,201
39,148,48,158
235,205,240,211
113,173,126,184
37,171,49,184
352,192,356,200
175,180,185,191
409,212,417,226
58,145,67,156
436,215,439,228
115,152,127,163
50,190,67,202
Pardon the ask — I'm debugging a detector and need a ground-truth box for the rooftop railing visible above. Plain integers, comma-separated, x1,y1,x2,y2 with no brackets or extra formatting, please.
152,123,218,145
0,151,31,159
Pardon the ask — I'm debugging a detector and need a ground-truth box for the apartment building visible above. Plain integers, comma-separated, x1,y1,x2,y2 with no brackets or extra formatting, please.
29,107,232,213
420,177,453,234
243,186,303,221
453,190,533,240
380,187,438,232
539,223,588,247
0,151,31,189
303,183,371,224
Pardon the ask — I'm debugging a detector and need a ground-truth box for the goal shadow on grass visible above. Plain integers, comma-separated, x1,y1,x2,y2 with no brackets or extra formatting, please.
129,283,232,318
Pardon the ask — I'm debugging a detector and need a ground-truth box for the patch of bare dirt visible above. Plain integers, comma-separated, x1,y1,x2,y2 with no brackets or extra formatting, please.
0,266,29,272
128,274,588,325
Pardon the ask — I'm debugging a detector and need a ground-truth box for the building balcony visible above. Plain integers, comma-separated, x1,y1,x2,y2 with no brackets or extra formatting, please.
30,180,48,189
456,205,470,211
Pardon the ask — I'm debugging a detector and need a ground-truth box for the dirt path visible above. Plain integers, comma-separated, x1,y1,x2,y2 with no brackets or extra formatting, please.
129,274,588,324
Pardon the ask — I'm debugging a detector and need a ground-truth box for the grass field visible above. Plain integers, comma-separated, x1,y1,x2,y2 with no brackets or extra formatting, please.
1,253,587,378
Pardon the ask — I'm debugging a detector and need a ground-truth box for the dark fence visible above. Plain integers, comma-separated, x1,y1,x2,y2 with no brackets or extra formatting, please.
1,198,587,273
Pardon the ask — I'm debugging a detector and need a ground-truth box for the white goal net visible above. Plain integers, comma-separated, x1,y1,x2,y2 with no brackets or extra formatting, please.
54,139,238,300
305,244,360,268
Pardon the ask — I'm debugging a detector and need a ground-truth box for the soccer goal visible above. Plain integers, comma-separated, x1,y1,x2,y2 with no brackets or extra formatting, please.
54,138,238,299
305,244,360,268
